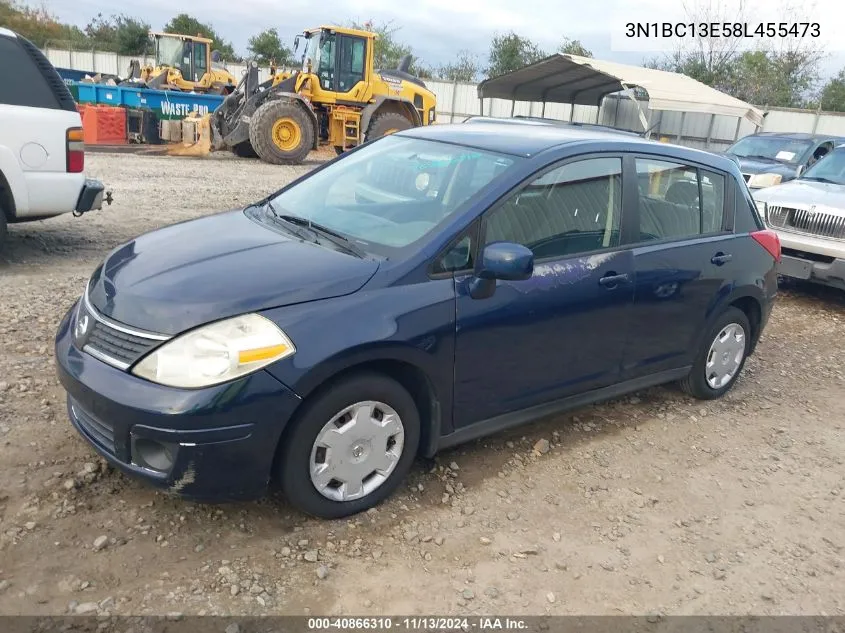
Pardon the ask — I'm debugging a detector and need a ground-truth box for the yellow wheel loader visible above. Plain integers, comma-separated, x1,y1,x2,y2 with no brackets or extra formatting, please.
174,25,437,164
123,32,237,95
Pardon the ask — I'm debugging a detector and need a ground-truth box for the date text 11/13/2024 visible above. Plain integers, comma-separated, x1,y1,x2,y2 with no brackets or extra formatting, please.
307,617,530,630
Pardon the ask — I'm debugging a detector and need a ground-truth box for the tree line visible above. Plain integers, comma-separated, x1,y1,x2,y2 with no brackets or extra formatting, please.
2,0,843,111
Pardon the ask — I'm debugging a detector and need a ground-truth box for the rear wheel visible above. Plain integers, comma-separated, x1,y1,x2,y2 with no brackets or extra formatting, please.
366,111,413,142
679,307,751,400
277,373,420,518
249,100,314,165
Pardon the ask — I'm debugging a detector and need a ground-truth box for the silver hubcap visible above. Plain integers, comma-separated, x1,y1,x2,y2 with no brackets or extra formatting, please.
705,323,746,389
309,401,404,502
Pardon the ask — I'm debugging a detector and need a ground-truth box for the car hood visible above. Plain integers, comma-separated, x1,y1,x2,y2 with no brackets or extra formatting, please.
752,179,845,208
86,209,380,335
724,155,800,178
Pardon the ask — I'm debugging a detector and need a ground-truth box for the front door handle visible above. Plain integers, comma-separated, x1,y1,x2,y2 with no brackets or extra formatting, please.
711,252,733,266
598,272,630,288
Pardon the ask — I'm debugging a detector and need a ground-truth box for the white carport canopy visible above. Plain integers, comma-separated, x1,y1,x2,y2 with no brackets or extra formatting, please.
477,54,764,128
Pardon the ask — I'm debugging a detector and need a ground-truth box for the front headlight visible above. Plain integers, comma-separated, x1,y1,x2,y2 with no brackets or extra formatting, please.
132,313,295,389
747,173,783,188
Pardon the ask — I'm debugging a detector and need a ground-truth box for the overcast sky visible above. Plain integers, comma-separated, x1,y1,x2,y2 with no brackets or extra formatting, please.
47,0,845,78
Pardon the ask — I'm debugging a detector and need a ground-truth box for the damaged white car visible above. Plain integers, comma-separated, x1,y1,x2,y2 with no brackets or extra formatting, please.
753,144,845,291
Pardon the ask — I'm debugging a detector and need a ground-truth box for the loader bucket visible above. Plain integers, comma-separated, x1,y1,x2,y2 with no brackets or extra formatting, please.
167,113,213,157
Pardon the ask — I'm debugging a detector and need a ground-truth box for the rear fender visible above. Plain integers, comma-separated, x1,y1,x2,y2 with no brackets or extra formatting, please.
0,147,26,217
361,96,421,139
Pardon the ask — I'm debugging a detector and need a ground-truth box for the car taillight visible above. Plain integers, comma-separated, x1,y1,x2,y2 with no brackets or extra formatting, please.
751,229,781,263
66,127,84,173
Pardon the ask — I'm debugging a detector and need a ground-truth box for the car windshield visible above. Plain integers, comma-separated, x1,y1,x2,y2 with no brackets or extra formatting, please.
267,135,518,252
727,136,813,164
156,37,183,68
799,147,845,185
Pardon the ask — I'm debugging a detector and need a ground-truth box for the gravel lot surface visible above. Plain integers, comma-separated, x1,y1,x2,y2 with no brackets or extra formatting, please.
1,151,844,617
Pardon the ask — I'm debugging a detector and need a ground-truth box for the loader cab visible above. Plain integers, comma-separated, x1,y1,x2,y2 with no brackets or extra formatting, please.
300,27,374,99
151,32,211,83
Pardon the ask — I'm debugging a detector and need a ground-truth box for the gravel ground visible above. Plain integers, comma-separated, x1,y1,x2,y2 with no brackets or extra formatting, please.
1,151,844,617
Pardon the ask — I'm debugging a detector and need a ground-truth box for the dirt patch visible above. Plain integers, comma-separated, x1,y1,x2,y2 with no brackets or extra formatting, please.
1,152,844,616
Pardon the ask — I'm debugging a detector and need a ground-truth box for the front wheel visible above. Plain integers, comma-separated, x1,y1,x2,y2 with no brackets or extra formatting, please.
249,100,314,165
277,373,420,518
679,307,751,399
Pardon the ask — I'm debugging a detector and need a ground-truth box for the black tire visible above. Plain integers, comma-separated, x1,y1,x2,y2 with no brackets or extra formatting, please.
679,307,751,400
249,99,314,165
277,373,420,519
366,111,414,141
0,211,6,254
231,141,258,158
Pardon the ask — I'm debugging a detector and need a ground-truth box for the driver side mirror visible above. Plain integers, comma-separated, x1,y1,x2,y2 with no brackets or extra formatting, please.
469,242,533,300
478,242,534,281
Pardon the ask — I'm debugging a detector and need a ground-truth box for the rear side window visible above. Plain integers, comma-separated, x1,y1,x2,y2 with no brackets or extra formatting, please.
635,158,725,241
734,180,764,233
0,35,76,111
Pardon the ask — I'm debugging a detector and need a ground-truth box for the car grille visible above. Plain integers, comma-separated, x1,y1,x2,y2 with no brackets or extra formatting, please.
767,205,845,240
86,320,160,367
76,294,169,370
70,399,115,454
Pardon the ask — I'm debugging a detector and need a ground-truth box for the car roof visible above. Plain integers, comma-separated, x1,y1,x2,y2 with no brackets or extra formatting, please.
741,131,845,141
0,27,17,39
397,117,738,172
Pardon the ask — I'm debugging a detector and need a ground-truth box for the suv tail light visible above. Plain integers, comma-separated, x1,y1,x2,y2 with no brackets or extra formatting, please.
66,127,84,173
751,229,781,263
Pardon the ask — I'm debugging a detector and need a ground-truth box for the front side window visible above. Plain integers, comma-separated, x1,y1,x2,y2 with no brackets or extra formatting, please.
267,136,518,252
484,157,622,260
193,42,207,79
636,159,725,241
337,36,365,92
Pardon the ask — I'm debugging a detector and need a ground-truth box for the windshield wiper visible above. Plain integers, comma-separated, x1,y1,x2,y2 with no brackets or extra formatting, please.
801,176,840,184
266,206,367,258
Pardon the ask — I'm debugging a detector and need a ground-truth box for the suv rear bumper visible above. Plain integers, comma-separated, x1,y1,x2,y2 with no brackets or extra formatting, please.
75,178,105,213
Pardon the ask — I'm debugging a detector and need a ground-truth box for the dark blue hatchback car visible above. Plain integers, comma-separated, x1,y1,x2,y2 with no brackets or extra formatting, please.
55,117,781,518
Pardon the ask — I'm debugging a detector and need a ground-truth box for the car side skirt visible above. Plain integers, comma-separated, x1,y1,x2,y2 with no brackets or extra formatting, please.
435,367,690,453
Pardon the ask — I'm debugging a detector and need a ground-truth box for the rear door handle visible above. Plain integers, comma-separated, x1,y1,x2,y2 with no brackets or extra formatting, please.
711,252,733,266
599,272,630,287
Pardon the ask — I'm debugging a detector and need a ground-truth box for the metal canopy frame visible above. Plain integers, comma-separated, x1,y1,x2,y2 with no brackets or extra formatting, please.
477,54,763,143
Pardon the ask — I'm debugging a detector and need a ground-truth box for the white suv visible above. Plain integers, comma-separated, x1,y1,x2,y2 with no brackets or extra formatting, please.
0,27,107,251
753,144,845,290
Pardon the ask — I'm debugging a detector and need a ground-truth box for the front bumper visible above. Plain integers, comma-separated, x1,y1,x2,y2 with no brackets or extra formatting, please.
54,303,302,501
75,178,105,213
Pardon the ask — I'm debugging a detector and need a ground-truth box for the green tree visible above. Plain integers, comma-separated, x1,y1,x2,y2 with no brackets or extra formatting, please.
247,28,293,66
820,70,845,112
559,38,592,58
84,13,150,54
350,19,412,70
486,31,545,78
0,0,87,47
163,13,239,61
436,49,481,82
